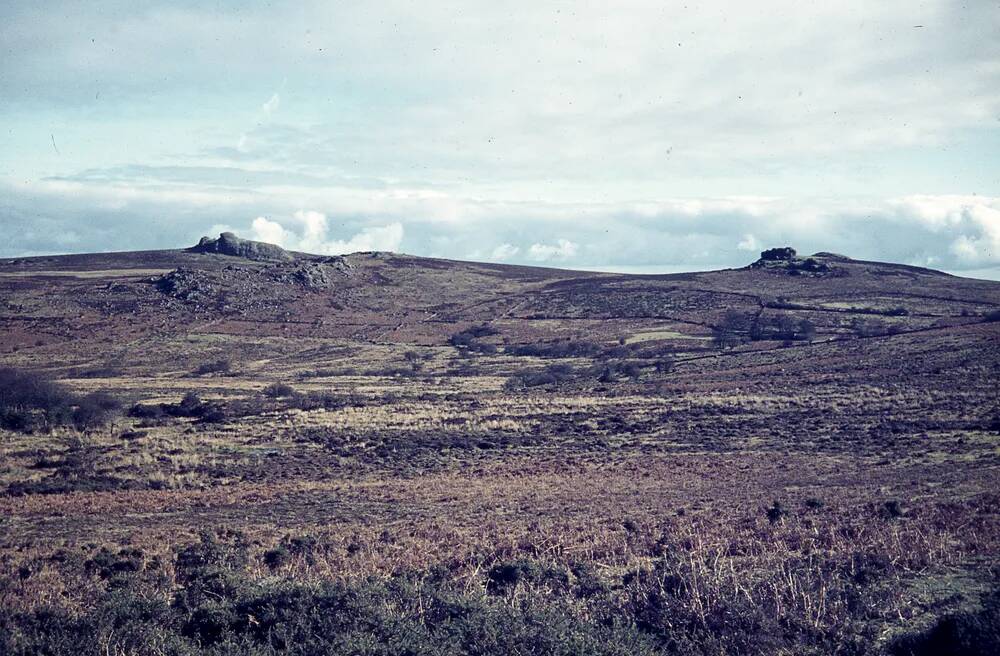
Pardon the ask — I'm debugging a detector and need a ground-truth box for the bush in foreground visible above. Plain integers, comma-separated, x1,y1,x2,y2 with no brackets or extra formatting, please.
0,368,120,432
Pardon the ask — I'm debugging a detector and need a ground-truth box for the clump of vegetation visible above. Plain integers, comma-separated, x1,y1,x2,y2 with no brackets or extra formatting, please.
0,368,121,433
507,340,602,358
505,363,582,389
128,392,224,423
262,383,296,398
850,317,904,338
597,361,642,383
449,325,500,354
192,359,232,376
712,311,815,349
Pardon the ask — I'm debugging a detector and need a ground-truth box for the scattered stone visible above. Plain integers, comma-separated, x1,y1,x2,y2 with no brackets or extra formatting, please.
154,268,211,302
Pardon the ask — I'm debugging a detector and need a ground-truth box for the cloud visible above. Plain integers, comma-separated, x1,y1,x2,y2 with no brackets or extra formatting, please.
250,216,293,246
737,234,760,252
237,90,283,152
890,195,1000,265
528,239,578,261
260,93,280,119
2,177,1000,279
3,1,998,192
490,243,519,260
249,210,404,255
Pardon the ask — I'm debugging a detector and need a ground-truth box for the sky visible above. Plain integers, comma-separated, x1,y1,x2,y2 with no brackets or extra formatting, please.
1,1,999,278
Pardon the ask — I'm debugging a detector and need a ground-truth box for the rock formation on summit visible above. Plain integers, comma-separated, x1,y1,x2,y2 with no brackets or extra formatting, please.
189,232,294,262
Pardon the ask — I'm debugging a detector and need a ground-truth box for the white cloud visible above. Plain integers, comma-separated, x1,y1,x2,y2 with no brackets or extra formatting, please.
261,93,280,118
490,243,519,260
737,234,760,252
249,210,403,255
4,175,1000,277
320,222,404,254
528,239,578,261
891,195,1000,265
250,216,293,246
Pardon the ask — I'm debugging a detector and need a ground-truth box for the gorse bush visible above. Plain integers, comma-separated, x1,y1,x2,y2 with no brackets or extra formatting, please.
2,503,995,656
128,392,225,424
192,359,232,376
505,363,580,389
262,383,296,398
507,340,602,358
0,368,120,432
449,325,500,354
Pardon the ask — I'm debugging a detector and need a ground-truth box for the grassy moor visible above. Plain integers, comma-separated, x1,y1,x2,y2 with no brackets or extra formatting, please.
1,236,998,655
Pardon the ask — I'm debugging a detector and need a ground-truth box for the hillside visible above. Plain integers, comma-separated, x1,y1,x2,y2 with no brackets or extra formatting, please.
1,237,999,654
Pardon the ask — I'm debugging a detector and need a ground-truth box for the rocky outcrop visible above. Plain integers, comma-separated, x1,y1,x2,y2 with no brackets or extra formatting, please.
189,232,293,262
750,248,847,278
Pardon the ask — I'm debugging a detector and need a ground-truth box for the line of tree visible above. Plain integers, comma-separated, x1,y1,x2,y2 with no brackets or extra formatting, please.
712,311,816,349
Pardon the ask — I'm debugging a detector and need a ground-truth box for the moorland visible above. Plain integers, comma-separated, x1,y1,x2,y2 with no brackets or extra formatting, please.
0,235,998,655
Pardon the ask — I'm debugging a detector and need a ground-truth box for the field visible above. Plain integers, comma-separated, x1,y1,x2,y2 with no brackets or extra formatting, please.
0,243,998,655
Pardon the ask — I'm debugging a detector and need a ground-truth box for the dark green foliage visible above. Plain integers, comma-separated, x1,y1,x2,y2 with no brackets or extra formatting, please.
71,391,123,430
486,559,566,592
263,547,290,570
128,392,225,423
0,368,120,432
750,316,816,342
505,363,580,388
507,340,602,358
262,383,296,398
193,359,232,376
2,529,986,656
450,325,501,354
713,312,815,349
759,247,797,261
1,559,659,656
766,500,786,524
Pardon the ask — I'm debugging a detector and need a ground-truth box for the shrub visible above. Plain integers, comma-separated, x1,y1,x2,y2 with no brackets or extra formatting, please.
449,325,501,354
508,340,602,358
72,391,122,430
177,392,205,415
263,546,291,570
597,361,643,383
750,316,815,342
712,311,754,349
192,359,231,376
263,383,296,398
652,358,674,374
505,363,580,389
0,368,120,432
128,403,164,420
766,500,786,524
851,318,897,338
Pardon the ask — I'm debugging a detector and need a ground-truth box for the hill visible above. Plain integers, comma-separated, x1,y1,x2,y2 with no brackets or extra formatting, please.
1,237,998,655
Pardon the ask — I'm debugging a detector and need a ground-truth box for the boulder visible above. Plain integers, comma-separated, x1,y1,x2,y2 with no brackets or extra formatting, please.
189,232,293,262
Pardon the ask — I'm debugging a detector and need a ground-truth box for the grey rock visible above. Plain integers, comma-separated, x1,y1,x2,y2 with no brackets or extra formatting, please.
189,232,293,262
